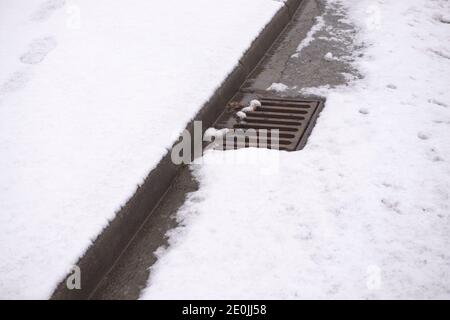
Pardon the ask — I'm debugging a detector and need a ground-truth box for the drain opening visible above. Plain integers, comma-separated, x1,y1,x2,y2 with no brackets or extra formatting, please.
215,97,324,151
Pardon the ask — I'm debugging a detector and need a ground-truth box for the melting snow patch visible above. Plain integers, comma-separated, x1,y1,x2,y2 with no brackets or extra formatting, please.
324,52,336,61
236,111,247,119
267,82,289,92
249,99,262,108
291,16,325,58
241,99,262,113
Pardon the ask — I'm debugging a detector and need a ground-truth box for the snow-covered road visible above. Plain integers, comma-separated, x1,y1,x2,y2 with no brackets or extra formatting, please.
0,0,285,299
142,0,450,299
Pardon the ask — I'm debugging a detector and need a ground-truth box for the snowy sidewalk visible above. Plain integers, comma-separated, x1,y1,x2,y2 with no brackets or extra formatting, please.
0,0,285,299
142,0,450,299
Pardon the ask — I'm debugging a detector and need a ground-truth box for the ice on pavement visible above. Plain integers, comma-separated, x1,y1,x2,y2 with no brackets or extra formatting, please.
0,0,284,299
142,0,450,299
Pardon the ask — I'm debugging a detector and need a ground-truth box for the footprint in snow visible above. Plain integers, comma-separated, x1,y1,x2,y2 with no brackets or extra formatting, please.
20,37,57,65
433,13,450,24
381,199,402,214
295,224,313,241
429,48,450,60
428,99,448,108
0,71,31,95
30,0,66,22
386,84,397,90
381,182,402,190
428,148,444,162
417,131,431,140
359,108,370,115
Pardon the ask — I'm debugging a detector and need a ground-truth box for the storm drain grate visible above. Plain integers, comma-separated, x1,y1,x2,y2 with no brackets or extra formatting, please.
219,97,324,151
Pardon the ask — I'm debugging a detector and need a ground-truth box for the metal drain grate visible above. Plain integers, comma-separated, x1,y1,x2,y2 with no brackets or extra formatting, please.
221,97,324,151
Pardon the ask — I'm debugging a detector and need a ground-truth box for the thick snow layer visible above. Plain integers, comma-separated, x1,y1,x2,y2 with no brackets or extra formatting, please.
0,0,283,299
142,0,450,299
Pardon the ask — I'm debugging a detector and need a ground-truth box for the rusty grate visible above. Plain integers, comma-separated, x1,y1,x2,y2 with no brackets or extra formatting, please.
219,97,324,151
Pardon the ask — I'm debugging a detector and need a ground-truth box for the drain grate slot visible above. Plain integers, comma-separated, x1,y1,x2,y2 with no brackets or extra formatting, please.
218,97,324,151
245,112,306,120
235,123,299,132
258,106,308,114
259,98,313,108
243,117,303,126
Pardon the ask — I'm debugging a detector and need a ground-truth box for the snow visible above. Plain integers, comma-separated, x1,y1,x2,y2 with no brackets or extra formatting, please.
241,106,255,113
141,0,450,299
249,99,262,108
0,0,284,299
239,99,262,113
236,111,247,120
291,15,325,58
323,52,336,61
267,82,289,92
436,14,450,24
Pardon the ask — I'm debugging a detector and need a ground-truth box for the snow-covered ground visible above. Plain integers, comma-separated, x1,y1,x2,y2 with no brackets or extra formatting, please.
0,0,285,299
142,0,450,299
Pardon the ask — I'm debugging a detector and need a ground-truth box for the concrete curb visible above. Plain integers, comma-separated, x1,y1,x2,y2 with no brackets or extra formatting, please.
51,0,303,300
